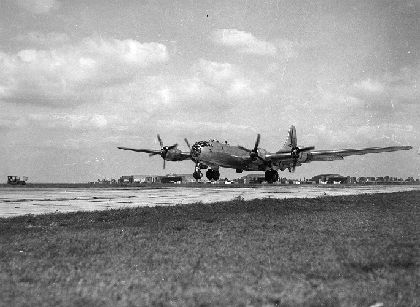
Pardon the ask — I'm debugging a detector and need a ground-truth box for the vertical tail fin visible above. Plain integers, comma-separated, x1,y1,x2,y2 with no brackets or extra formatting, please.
279,125,297,151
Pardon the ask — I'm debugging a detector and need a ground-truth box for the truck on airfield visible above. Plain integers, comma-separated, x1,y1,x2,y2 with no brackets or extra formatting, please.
7,176,28,185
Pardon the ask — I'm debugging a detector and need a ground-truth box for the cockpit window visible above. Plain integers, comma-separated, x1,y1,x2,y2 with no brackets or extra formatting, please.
196,141,210,147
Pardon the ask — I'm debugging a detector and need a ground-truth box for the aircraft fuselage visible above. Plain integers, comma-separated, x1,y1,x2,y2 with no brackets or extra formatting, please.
191,140,272,171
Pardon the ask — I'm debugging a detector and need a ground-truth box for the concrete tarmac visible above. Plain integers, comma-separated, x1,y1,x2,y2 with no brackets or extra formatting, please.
1,185,419,218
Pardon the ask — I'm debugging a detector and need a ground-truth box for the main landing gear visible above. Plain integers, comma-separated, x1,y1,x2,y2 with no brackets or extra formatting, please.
265,169,279,183
193,164,220,181
206,169,220,181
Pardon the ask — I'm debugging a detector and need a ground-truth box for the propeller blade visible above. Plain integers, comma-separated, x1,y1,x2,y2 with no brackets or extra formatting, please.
289,126,297,148
253,134,261,152
157,134,163,147
238,146,252,153
184,138,191,149
163,159,166,169
167,144,178,150
118,147,160,154
299,146,315,152
149,152,161,157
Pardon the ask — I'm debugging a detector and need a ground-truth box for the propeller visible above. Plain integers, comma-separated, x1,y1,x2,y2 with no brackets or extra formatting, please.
290,146,315,171
238,134,264,161
184,138,191,150
147,134,177,169
287,125,314,172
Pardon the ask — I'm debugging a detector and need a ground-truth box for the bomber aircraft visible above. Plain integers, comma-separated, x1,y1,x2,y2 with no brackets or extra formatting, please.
117,126,412,183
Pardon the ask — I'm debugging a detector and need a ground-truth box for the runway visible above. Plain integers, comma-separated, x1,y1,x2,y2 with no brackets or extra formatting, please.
1,185,419,218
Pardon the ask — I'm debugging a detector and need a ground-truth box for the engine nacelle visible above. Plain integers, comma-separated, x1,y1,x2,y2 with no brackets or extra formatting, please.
298,152,308,162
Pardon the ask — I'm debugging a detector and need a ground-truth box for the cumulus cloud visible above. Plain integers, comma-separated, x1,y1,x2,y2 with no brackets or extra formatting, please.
0,37,168,106
212,29,299,59
212,29,277,56
103,58,273,113
194,59,272,99
15,0,60,14
147,59,272,107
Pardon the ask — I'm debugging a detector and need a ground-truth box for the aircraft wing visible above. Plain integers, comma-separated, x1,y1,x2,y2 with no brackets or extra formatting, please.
177,151,193,160
265,146,412,162
306,146,413,162
117,147,161,154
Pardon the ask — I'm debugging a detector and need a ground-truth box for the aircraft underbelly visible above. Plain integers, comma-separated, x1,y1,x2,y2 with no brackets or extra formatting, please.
213,153,242,168
200,151,243,169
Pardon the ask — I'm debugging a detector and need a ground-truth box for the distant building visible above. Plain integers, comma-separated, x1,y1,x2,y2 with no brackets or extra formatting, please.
132,175,159,183
346,176,357,184
173,174,196,183
119,175,133,184
118,174,196,184
366,177,376,183
234,178,245,184
311,174,347,184
240,173,266,184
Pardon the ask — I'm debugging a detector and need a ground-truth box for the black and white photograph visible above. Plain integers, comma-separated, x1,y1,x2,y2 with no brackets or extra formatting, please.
0,0,419,306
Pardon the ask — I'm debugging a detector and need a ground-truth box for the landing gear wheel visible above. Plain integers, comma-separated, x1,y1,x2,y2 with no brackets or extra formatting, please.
265,169,279,183
193,171,202,180
206,169,220,181
206,169,213,180
273,170,279,182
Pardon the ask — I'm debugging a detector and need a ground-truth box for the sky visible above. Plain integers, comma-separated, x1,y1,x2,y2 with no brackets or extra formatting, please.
0,0,419,183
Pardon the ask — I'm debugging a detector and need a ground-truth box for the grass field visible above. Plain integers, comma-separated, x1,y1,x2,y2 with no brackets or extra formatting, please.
0,191,419,306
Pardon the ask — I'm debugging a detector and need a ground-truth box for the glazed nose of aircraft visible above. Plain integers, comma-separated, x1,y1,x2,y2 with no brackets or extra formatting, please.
191,142,202,159
191,141,210,160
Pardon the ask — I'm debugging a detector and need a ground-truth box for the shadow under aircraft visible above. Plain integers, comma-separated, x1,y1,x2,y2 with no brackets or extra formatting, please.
118,126,412,183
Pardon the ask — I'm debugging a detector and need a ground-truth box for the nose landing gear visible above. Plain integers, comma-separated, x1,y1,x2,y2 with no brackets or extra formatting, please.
193,164,203,180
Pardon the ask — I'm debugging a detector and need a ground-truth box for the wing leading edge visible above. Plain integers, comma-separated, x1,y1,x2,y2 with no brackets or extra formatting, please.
306,146,413,162
265,145,412,162
117,147,160,154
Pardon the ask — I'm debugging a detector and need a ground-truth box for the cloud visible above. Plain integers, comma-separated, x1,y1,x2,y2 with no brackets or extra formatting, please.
157,119,255,133
212,29,277,56
102,59,273,113
0,37,168,106
15,0,60,14
308,65,419,120
194,59,272,99
150,59,272,106
351,66,419,109
14,31,70,46
354,78,385,94
1,113,112,130
212,29,300,59
312,123,415,147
